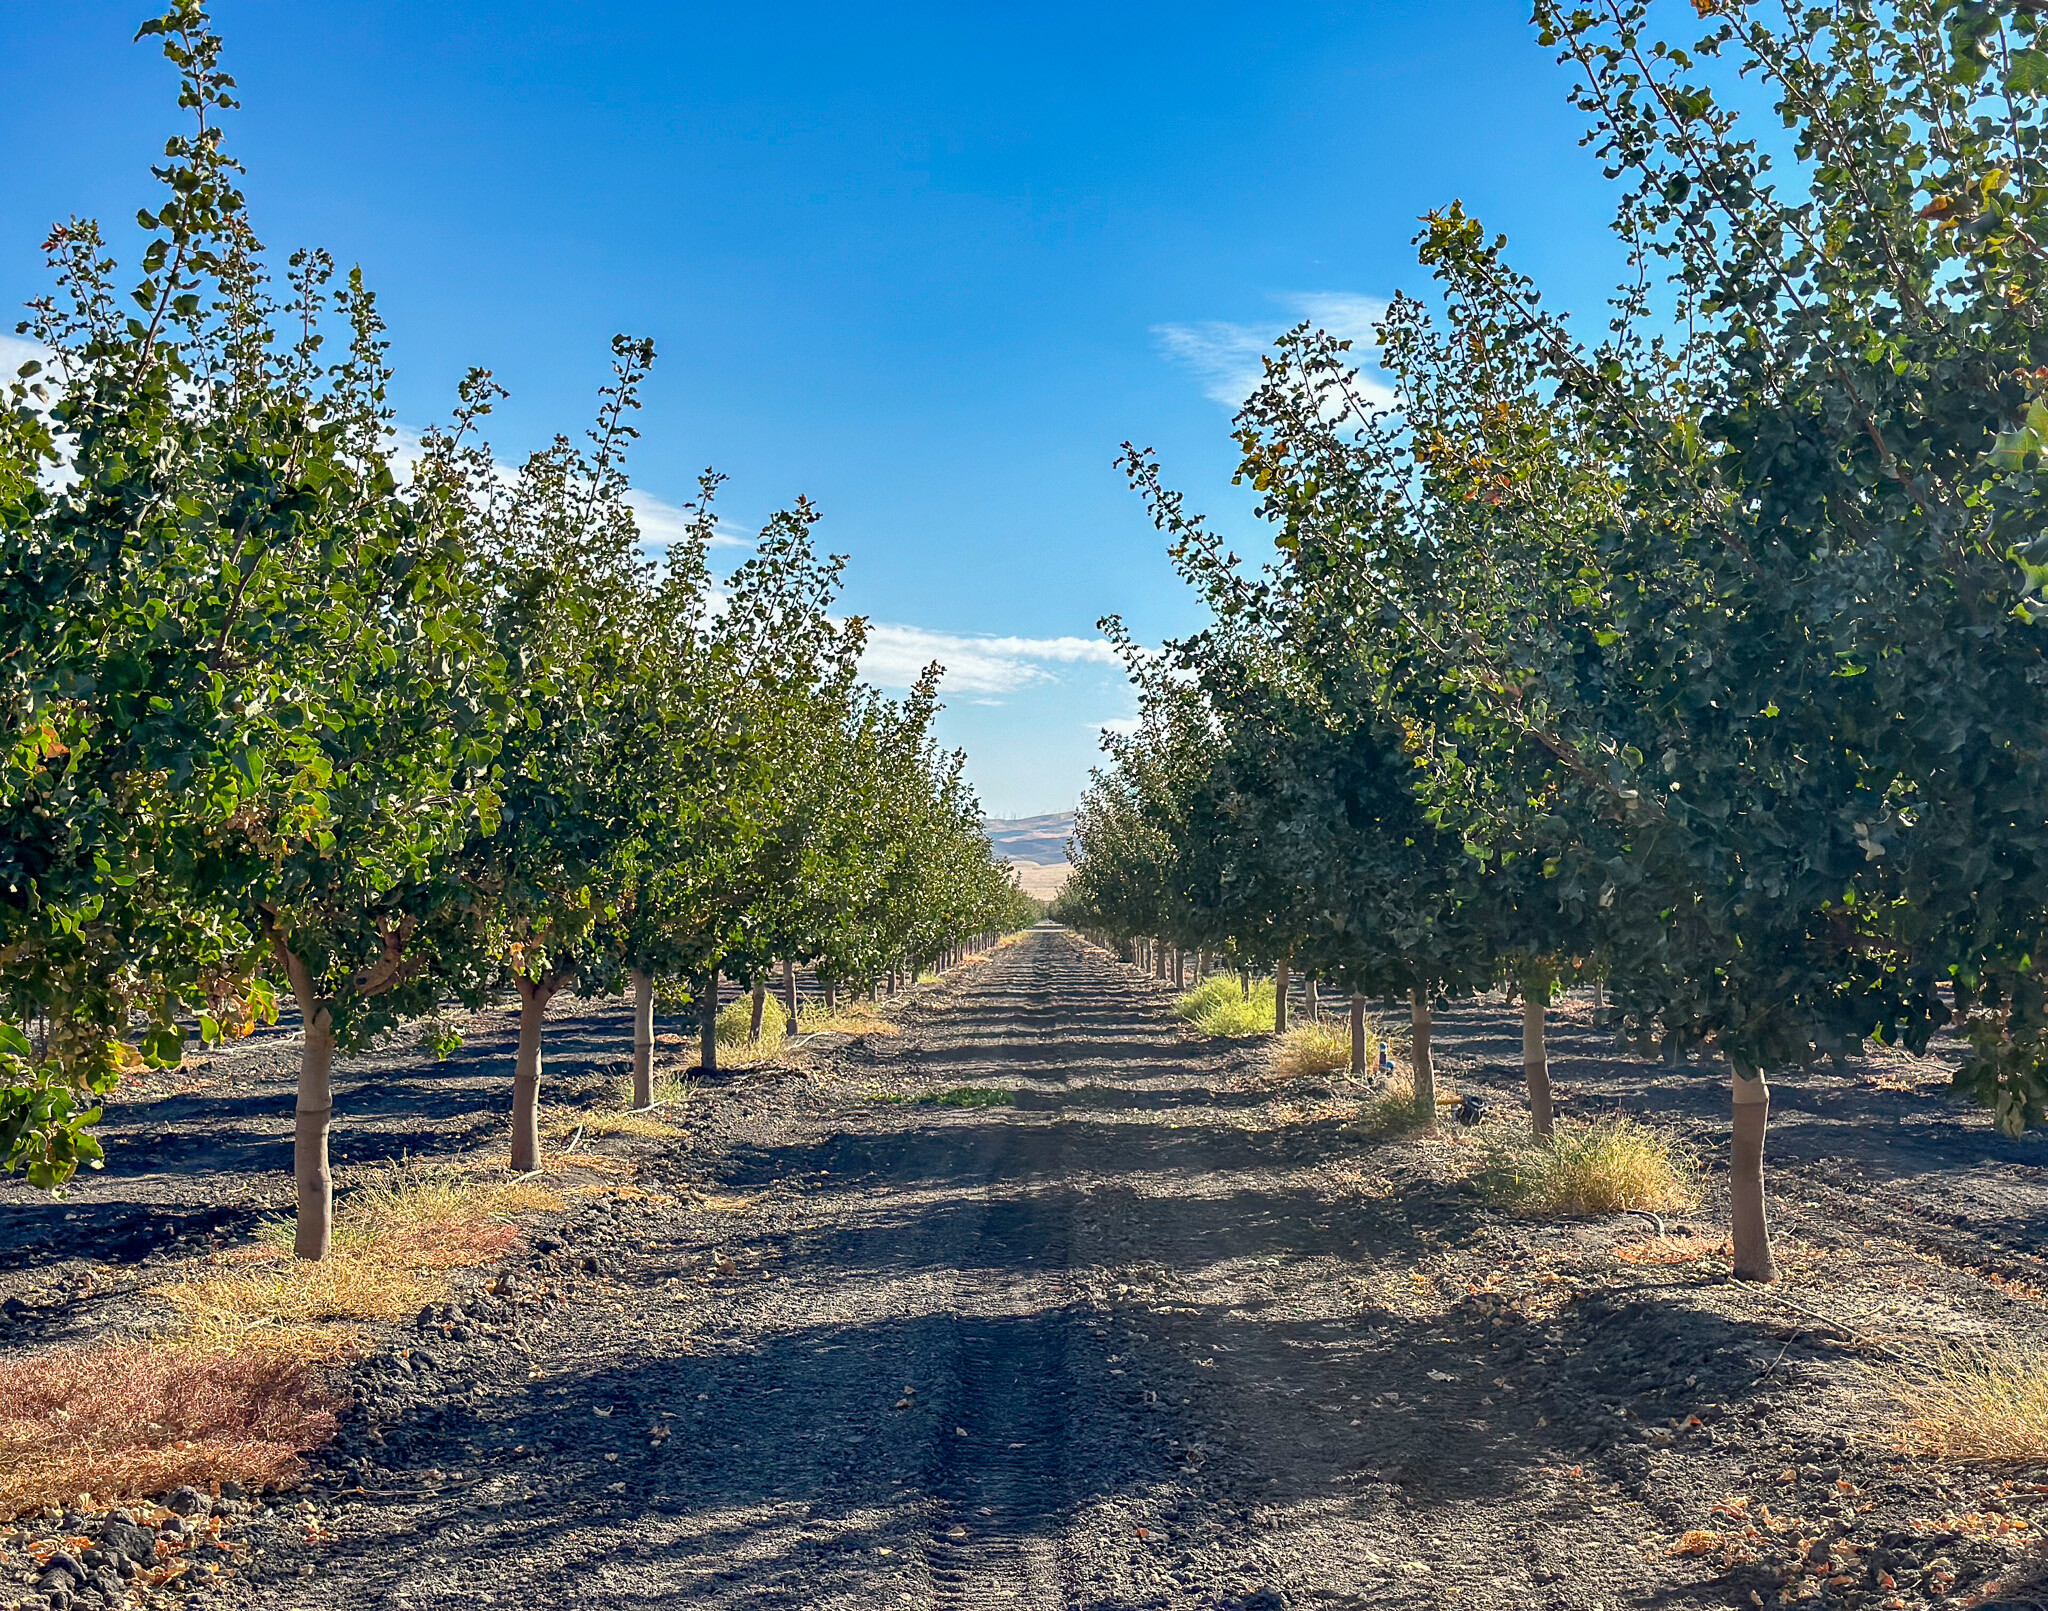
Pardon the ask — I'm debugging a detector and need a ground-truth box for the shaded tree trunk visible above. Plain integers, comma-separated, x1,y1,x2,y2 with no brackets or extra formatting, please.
824,978,838,1014
783,958,799,1035
510,975,555,1173
1349,993,1367,1075
1304,975,1318,1021
750,978,767,1040
1274,960,1290,1035
1731,1060,1775,1281
1523,990,1554,1140
270,941,339,1261
294,1005,336,1261
1410,987,1436,1126
700,970,719,1073
631,968,654,1109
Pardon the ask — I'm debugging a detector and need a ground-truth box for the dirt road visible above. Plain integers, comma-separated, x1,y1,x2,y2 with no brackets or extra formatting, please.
9,925,2048,1610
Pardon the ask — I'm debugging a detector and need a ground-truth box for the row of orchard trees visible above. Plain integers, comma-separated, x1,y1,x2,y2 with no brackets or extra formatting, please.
1065,0,2048,1283
0,2,1032,1257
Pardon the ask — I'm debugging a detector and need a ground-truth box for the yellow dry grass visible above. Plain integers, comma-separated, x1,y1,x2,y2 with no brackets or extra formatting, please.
161,1257,429,1343
163,1165,562,1341
1352,1070,1449,1135
1475,1114,1698,1218
1893,1342,2048,1462
1270,1018,1355,1078
542,1069,694,1139
340,1165,561,1263
4,1162,565,1519
610,1068,692,1111
716,996,790,1064
571,1107,684,1140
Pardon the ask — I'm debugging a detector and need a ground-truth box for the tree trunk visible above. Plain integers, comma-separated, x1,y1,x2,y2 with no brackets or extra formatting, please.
750,978,767,1040
825,978,838,1014
783,957,799,1034
1304,975,1318,1020
293,1005,337,1261
1350,993,1367,1075
1731,1060,1775,1281
1274,960,1290,1034
510,976,552,1173
630,968,654,1109
700,970,719,1073
1174,950,1185,989
1592,977,1606,1011
1523,991,1554,1140
1410,987,1436,1126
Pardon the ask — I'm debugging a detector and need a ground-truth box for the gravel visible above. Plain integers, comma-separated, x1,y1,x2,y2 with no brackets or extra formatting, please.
7,928,2048,1608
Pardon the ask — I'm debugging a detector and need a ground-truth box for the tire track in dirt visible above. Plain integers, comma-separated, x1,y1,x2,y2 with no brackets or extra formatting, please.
23,927,2048,1609
910,937,1086,1609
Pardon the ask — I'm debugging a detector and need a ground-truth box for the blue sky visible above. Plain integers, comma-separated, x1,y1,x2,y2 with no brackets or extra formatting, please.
1,2,1630,816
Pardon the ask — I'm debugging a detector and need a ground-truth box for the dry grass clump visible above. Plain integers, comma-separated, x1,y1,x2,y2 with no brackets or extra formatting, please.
1354,1071,1443,1135
338,1166,560,1266
574,1107,683,1140
163,1255,436,1341
5,1163,561,1519
1476,1114,1698,1217
555,1069,694,1137
0,1342,341,1520
1893,1342,2048,1462
1270,1018,1353,1078
166,1164,562,1340
716,996,789,1063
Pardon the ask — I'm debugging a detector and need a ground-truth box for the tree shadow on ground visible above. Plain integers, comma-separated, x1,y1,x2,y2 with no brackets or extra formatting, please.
299,1265,1838,1610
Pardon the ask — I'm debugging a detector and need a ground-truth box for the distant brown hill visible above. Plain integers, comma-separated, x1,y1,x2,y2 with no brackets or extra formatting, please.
982,812,1074,866
985,812,1074,900
1009,861,1071,900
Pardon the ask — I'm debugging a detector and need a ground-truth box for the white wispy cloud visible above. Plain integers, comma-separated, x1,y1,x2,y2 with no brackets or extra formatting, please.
1095,715,1143,736
859,623,1120,696
0,356,744,561
624,489,749,551
384,424,745,554
0,333,51,378
1153,291,1395,412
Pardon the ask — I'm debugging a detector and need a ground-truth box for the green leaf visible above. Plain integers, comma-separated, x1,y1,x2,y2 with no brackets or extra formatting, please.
2008,49,2048,94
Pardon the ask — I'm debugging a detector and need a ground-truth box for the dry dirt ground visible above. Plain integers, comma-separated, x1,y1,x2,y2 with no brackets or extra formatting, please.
8,925,2048,1611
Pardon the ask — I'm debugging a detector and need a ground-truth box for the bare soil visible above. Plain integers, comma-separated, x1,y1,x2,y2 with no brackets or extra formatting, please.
8,925,2048,1610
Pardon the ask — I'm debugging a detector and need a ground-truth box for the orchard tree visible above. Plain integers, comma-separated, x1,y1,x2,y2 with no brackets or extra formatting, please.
455,335,716,1168
3,5,505,1260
